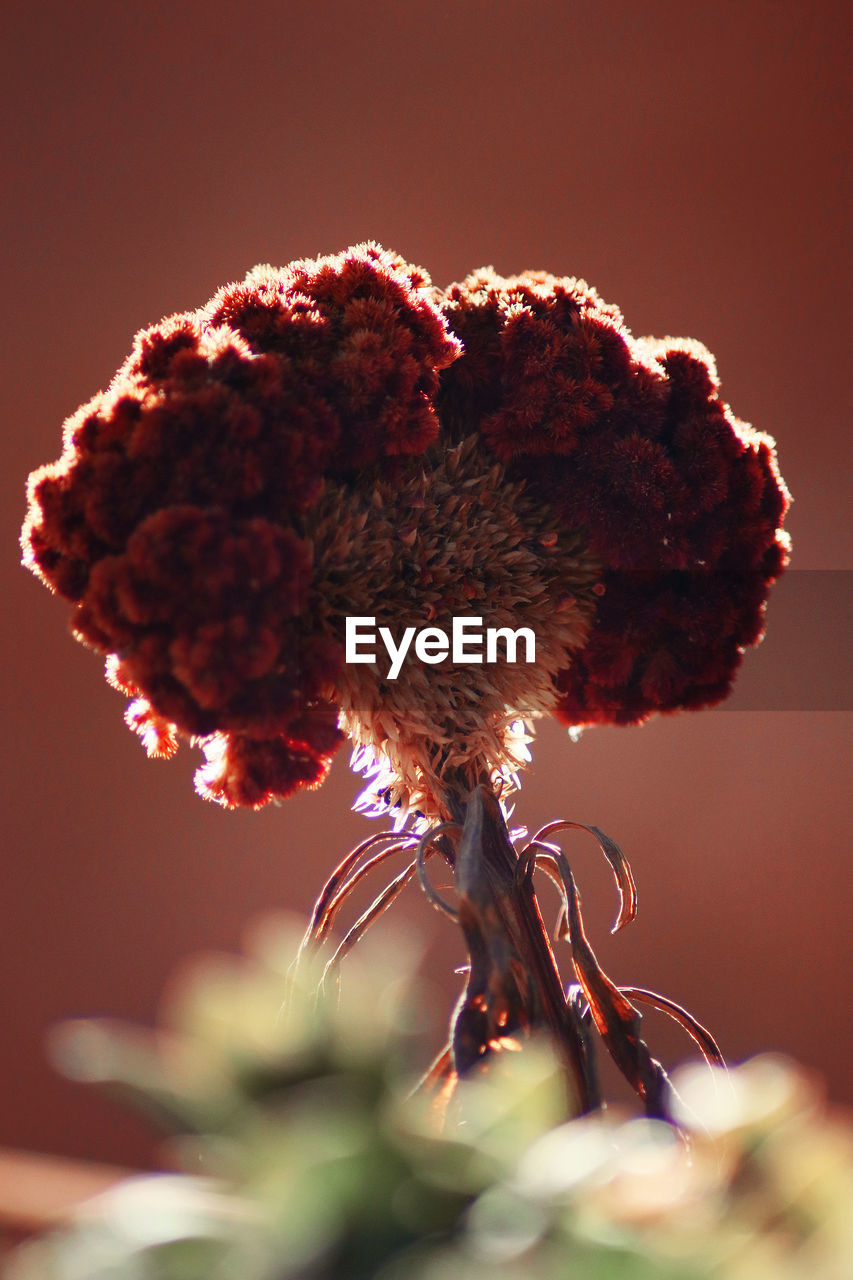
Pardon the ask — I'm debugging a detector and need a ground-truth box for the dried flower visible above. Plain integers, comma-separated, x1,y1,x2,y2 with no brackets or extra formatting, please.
22,245,789,818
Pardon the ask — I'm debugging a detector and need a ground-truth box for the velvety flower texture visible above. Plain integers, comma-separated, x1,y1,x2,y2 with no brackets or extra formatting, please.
438,269,790,725
22,244,789,814
23,244,462,808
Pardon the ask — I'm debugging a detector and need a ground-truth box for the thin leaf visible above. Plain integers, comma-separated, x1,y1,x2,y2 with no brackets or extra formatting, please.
558,854,672,1118
315,840,420,943
300,830,416,954
619,986,725,1068
416,822,461,919
320,856,422,985
526,820,637,933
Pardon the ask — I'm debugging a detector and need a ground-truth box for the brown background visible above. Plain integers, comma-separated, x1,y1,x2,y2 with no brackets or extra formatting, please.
2,0,850,1169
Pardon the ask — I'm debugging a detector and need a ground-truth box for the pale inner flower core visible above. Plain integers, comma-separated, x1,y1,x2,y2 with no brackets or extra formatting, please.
304,435,600,824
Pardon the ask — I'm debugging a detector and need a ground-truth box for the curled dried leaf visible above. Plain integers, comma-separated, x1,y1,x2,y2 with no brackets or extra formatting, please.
300,831,417,954
560,856,672,1117
619,986,725,1068
526,819,637,932
416,822,462,920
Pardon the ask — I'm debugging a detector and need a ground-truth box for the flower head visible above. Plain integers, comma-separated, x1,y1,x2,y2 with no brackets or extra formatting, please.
23,244,462,810
22,246,789,818
438,268,790,725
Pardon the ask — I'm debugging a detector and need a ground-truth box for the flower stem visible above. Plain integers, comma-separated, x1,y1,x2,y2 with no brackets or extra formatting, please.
439,783,600,1115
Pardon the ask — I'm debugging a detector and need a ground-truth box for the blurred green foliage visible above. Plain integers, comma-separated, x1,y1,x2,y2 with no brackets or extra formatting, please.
10,918,853,1280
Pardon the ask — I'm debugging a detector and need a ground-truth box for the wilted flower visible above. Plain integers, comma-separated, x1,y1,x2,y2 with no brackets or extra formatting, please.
21,243,789,821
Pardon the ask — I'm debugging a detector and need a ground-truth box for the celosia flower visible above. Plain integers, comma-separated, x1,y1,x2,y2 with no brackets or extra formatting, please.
22,243,789,821
438,268,790,726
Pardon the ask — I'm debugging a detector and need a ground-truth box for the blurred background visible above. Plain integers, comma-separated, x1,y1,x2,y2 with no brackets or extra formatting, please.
2,0,850,1170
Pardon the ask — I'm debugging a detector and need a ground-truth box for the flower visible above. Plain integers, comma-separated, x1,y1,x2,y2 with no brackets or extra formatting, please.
438,268,791,726
22,244,462,810
22,246,789,818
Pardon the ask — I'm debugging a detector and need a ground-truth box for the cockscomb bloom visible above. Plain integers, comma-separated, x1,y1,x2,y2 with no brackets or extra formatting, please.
438,268,791,726
22,244,789,820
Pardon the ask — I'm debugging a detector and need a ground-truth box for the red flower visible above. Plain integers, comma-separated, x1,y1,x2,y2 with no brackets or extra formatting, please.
23,244,461,806
438,271,790,726
22,250,790,811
